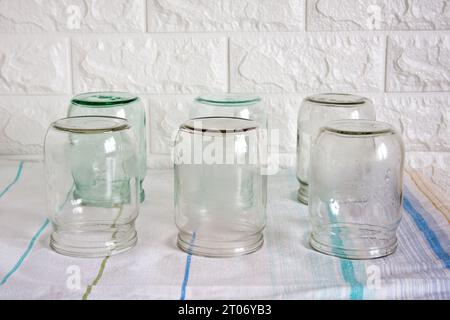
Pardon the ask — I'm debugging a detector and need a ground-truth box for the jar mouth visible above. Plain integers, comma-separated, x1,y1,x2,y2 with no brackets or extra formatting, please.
195,94,261,106
306,93,369,106
181,116,258,134
51,116,130,134
324,120,395,136
71,92,139,107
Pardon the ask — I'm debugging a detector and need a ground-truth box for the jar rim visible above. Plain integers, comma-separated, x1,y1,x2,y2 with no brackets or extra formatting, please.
51,116,130,134
324,120,395,136
306,93,369,106
71,92,139,107
181,116,258,134
195,94,261,106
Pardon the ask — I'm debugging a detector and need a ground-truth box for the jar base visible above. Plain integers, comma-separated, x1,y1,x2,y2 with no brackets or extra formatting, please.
177,231,264,258
297,180,309,205
50,222,137,258
309,232,398,260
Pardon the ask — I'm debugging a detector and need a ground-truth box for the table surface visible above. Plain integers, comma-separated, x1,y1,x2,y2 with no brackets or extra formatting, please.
0,159,449,300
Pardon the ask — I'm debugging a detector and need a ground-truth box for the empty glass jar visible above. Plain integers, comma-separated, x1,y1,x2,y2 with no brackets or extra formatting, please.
68,92,147,202
308,120,405,259
296,93,375,204
44,116,140,257
174,117,267,257
191,94,267,129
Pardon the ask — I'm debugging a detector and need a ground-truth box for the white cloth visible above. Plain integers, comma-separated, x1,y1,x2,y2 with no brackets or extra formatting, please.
0,160,449,299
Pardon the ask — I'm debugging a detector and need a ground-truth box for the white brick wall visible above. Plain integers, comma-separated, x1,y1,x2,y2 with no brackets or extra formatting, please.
0,0,448,191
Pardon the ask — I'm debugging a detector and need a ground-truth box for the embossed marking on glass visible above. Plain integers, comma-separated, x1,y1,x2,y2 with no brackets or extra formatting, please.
296,93,375,204
308,120,405,259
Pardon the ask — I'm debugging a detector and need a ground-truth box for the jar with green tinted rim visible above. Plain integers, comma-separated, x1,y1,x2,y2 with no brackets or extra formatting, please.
296,93,375,205
68,92,147,202
191,94,267,129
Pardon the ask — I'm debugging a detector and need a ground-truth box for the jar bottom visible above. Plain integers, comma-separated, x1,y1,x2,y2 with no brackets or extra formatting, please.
50,221,137,258
297,180,309,205
309,224,398,259
177,231,264,258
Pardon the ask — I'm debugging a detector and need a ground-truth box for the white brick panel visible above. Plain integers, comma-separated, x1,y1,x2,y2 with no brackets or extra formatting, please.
0,37,70,94
148,96,192,154
264,96,300,153
377,95,450,152
147,0,305,32
307,0,450,31
0,1,447,181
386,35,450,92
72,36,228,94
0,96,69,155
0,0,145,32
230,35,384,93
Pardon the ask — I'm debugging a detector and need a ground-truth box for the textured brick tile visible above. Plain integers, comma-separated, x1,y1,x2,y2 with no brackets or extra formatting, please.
230,35,384,93
386,35,450,92
0,37,70,94
73,36,228,94
147,0,304,32
0,0,145,32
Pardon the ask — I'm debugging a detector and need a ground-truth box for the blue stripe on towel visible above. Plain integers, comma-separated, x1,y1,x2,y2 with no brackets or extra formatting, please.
0,161,24,198
340,259,364,300
327,205,365,300
180,232,196,300
403,191,450,269
0,218,49,285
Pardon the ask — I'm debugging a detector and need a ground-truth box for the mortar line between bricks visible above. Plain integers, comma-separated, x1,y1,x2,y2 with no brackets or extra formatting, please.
384,35,389,92
1,29,448,38
144,0,148,33
304,0,308,32
0,92,449,98
68,37,74,95
227,37,231,93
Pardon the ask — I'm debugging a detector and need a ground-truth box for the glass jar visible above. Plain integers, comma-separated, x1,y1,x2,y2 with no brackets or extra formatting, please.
68,92,146,202
308,120,405,259
296,93,375,204
174,117,267,257
191,94,267,129
44,116,140,257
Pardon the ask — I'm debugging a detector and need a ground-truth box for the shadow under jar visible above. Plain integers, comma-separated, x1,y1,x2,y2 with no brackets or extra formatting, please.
308,120,405,259
174,117,267,258
44,116,140,258
68,92,147,203
296,93,375,205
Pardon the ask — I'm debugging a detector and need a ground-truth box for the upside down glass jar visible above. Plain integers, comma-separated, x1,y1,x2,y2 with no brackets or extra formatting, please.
296,93,375,204
308,120,405,259
68,92,147,202
173,117,267,257
44,116,140,257
191,94,267,129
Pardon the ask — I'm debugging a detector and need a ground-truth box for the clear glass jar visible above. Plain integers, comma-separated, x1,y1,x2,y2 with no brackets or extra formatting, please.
68,92,146,202
44,116,140,258
308,120,405,259
296,93,375,204
174,117,267,257
191,94,267,129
